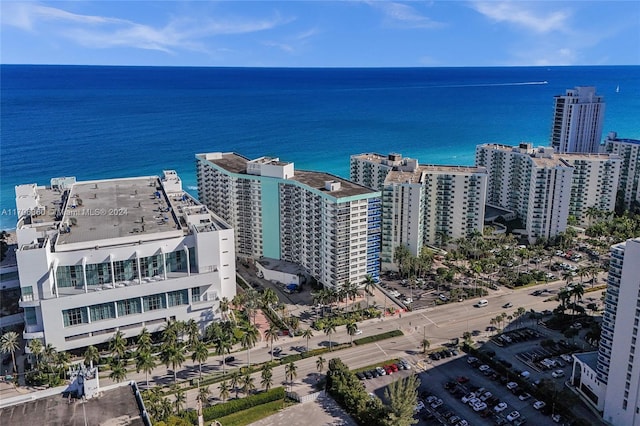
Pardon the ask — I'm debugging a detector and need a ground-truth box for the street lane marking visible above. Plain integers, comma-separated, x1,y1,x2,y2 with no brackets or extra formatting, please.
375,343,388,357
420,313,438,327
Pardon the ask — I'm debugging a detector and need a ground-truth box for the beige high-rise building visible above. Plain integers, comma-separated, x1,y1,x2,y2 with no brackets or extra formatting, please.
602,132,640,212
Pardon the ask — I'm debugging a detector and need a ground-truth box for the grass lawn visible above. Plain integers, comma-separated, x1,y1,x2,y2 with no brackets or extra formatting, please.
212,399,295,426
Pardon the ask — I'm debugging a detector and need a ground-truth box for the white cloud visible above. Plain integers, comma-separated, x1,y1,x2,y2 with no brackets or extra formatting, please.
0,2,292,54
367,1,445,29
471,1,570,33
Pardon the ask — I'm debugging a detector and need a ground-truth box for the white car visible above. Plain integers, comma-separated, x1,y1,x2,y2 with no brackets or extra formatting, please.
561,354,573,363
506,381,518,390
479,364,490,372
375,366,386,376
461,393,476,403
354,329,363,335
494,402,508,412
415,400,425,412
507,411,521,422
480,391,493,401
552,369,565,378
473,401,487,412
533,400,546,410
430,398,443,409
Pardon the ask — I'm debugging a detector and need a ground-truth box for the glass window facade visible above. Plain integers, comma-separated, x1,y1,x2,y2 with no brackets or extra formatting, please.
56,265,84,288
117,298,142,316
85,262,112,286
140,254,164,278
143,294,166,311
113,259,138,281
168,289,188,307
63,307,88,327
191,286,201,302
89,302,116,322
25,307,37,325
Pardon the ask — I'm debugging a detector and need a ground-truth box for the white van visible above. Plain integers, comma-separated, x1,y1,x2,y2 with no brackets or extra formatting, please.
475,299,488,307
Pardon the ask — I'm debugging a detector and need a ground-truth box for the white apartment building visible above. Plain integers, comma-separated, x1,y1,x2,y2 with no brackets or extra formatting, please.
15,171,235,351
476,143,620,242
349,153,419,191
196,152,381,288
350,153,486,267
571,237,640,426
551,86,605,154
602,132,640,212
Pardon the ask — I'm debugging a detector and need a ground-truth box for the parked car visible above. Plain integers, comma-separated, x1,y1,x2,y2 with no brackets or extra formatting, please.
518,393,532,401
494,402,508,412
356,372,366,380
376,366,386,376
507,411,521,422
430,398,443,409
533,400,546,410
552,369,565,378
457,376,470,383
506,382,518,391
415,400,426,412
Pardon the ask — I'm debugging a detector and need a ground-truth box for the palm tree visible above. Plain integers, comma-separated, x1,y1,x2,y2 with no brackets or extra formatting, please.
42,343,57,366
218,380,230,403
363,274,376,308
264,324,280,363
185,318,200,350
219,297,230,322
136,327,153,354
421,338,430,354
261,288,279,310
323,320,337,351
56,351,71,380
241,324,259,368
171,385,186,413
191,341,209,379
214,332,232,375
108,360,127,383
136,350,156,388
301,328,314,353
316,356,326,373
285,362,298,392
230,370,241,398
241,371,256,395
197,385,211,408
0,331,20,374
27,339,42,370
571,283,585,306
109,330,127,360
84,345,100,368
159,343,186,383
261,364,273,391
346,320,358,345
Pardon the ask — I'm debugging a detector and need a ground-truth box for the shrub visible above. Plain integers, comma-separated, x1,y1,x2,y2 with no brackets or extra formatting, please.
353,329,403,345
202,387,285,422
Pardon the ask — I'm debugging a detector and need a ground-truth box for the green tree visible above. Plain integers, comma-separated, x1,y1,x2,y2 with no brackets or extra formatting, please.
241,370,256,395
0,331,20,374
229,370,241,399
197,385,210,408
137,327,153,354
108,360,127,383
185,319,200,350
109,330,127,360
214,330,232,375
84,345,100,368
346,320,358,345
27,339,43,370
218,380,230,403
323,320,337,351
191,341,209,379
264,324,280,363
301,328,314,353
261,288,279,310
261,364,273,391
160,343,186,383
241,324,259,368
136,350,156,388
171,384,186,414
363,274,376,308
316,356,326,373
382,374,421,426
285,362,298,392
421,338,430,354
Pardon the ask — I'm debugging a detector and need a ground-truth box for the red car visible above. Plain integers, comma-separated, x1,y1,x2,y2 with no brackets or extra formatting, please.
390,364,399,372
384,365,394,374
457,376,470,383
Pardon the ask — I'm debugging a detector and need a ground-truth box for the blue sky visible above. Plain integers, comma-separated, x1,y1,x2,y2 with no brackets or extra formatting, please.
1,1,638,67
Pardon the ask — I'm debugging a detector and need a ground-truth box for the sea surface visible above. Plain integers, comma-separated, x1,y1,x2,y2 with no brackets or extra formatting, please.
2,65,639,230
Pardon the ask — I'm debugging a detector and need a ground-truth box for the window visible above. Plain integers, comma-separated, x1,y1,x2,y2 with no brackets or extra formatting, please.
90,302,115,322
22,286,34,302
117,298,142,316
113,259,138,281
63,307,88,327
168,290,188,307
25,307,37,325
143,294,166,311
85,262,112,286
56,265,84,288
191,287,201,302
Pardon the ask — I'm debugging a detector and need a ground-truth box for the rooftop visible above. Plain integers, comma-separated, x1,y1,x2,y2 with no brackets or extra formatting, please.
574,351,599,372
0,385,144,426
56,177,181,247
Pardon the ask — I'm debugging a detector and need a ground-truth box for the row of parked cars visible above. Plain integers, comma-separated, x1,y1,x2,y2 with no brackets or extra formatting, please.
494,328,542,346
356,359,411,380
428,347,459,361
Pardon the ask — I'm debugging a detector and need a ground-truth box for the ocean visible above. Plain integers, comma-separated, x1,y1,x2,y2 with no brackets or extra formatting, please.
2,65,639,230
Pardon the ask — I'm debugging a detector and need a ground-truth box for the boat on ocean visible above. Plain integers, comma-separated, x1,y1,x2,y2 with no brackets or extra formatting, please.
616,84,620,93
